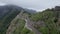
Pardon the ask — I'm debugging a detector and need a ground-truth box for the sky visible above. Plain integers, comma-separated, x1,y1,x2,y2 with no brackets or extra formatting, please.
0,0,60,12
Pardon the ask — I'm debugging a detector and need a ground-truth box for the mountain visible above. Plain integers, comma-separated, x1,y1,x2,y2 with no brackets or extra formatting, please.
0,5,23,19
30,6,60,34
1,4,60,34
0,5,24,34
23,8,36,14
0,4,36,34
0,5,36,19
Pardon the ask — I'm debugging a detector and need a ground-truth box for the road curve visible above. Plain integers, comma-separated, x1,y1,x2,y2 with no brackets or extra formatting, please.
6,10,42,34
25,18,42,34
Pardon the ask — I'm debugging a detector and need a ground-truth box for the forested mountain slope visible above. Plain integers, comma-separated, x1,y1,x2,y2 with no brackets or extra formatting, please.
30,6,60,34
0,5,23,34
1,4,60,34
0,5,36,34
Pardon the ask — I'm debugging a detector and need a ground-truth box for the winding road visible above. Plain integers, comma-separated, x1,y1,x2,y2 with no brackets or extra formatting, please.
6,11,42,34
25,17,42,34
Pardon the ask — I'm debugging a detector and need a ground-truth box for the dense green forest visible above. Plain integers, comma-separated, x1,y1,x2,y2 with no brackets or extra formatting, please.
0,10,21,34
12,19,35,34
0,5,60,34
30,8,60,34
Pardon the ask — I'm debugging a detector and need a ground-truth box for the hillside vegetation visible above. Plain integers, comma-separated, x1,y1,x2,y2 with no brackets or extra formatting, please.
0,5,35,34
12,19,35,34
1,5,60,34
0,10,21,34
0,5,23,34
30,8,60,34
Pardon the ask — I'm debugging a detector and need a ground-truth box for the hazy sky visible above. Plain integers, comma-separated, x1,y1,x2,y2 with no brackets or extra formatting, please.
0,0,60,11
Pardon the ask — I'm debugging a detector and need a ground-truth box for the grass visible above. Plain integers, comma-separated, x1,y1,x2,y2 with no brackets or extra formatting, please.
30,11,60,34
21,27,35,34
0,11,20,34
12,19,35,34
12,19,25,34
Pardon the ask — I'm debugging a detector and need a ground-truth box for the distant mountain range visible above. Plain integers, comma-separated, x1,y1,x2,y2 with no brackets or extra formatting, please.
24,8,36,14
0,5,36,19
0,5,22,18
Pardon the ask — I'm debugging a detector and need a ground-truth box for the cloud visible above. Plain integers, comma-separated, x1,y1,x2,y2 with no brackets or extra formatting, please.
0,0,60,11
0,2,6,6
